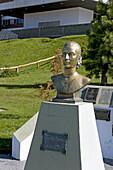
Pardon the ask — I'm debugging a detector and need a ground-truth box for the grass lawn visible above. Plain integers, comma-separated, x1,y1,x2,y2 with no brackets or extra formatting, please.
0,35,112,154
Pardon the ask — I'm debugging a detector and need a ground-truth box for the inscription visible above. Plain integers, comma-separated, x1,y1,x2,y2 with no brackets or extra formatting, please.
40,131,68,154
94,109,110,121
98,89,113,106
84,88,99,103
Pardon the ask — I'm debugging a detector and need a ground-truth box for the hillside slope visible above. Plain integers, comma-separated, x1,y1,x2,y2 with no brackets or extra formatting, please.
0,35,112,154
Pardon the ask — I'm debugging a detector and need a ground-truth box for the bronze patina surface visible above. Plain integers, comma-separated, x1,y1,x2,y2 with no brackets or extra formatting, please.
51,41,90,102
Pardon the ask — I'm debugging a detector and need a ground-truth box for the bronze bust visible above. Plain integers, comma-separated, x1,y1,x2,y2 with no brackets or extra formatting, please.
51,41,90,102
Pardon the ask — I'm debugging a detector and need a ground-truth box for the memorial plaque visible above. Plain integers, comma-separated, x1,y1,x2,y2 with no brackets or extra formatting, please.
40,131,68,154
84,87,99,103
98,89,113,106
94,109,110,121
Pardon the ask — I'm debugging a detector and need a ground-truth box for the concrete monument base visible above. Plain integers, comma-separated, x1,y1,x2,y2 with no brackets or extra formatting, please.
25,101,105,170
12,113,39,160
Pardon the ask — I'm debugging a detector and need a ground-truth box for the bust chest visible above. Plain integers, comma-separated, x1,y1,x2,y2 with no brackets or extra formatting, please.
52,74,82,94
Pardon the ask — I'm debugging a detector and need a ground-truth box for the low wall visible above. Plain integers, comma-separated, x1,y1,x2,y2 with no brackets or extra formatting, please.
0,30,18,40
13,23,91,39
0,24,91,40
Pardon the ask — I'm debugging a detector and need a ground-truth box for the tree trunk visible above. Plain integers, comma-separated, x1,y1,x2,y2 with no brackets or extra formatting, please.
101,64,108,86
101,73,107,86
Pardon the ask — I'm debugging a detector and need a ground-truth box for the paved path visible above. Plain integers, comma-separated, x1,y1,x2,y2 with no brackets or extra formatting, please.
0,155,113,170
0,155,25,170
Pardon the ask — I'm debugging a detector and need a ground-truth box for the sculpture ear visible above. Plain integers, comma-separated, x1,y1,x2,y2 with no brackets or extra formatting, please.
77,55,82,69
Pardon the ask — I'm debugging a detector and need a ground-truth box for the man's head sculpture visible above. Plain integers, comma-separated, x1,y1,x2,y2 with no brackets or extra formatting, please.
51,41,90,103
62,41,82,70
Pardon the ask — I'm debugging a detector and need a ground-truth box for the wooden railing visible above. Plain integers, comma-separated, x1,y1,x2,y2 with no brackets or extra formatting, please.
0,55,58,73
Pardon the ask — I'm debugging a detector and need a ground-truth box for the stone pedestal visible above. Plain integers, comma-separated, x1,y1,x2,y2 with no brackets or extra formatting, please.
25,102,105,170
95,106,113,160
12,113,39,160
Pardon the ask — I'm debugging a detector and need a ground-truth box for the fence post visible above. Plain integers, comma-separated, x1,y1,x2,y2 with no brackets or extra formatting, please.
37,63,39,69
16,67,19,73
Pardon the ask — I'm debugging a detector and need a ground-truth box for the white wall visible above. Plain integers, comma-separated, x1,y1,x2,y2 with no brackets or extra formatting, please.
95,106,113,159
24,7,93,28
79,8,94,24
94,0,107,3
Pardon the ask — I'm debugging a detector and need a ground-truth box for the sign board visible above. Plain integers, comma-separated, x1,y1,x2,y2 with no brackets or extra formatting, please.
84,87,99,103
40,131,68,154
94,109,110,121
80,85,113,107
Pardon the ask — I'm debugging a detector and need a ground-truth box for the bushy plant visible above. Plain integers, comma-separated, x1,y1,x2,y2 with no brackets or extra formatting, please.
39,49,63,100
50,49,63,75
83,0,113,85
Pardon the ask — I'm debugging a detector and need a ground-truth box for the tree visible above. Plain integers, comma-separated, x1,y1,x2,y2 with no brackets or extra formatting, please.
83,0,113,85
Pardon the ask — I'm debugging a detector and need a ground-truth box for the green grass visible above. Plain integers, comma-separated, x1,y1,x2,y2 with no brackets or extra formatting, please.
0,35,87,68
0,35,112,154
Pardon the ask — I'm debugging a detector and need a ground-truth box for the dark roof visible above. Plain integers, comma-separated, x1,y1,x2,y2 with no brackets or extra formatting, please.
1,0,97,18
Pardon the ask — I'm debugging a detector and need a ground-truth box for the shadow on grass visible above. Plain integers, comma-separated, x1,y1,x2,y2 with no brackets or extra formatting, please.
0,113,32,119
0,83,55,90
0,82,113,90
0,113,21,119
0,138,12,155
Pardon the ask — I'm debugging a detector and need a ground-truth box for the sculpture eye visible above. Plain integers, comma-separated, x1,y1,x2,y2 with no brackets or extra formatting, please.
69,53,73,57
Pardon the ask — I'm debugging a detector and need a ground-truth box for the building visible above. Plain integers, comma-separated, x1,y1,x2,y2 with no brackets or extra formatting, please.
1,15,24,30
0,0,97,38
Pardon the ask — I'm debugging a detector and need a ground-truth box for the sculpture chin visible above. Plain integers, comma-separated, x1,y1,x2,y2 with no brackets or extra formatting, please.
64,64,74,68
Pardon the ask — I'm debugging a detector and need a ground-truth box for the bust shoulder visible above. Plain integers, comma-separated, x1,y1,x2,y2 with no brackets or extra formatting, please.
77,73,90,89
51,74,63,83
51,73,90,94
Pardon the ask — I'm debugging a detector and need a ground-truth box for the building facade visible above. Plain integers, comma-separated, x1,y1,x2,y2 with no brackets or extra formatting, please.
0,0,97,37
1,15,24,30
24,7,93,29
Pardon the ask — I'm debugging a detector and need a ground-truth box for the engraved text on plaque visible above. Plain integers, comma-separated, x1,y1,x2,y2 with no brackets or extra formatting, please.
40,131,68,154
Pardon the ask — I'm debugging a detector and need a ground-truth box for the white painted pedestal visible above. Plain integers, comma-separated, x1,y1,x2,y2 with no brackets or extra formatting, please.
95,106,113,160
12,113,39,160
25,102,105,170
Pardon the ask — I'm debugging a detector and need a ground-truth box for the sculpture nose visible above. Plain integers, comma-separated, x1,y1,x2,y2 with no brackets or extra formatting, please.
65,54,69,59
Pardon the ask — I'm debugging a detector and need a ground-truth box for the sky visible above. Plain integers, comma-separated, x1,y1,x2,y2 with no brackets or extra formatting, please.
94,0,108,2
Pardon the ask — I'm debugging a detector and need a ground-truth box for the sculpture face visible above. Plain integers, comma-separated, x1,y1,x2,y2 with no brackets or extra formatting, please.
62,42,80,69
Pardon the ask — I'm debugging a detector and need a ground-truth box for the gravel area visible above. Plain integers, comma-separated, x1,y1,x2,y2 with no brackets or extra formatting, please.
0,155,25,170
